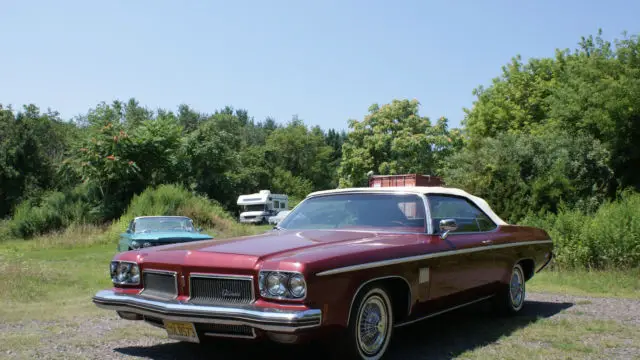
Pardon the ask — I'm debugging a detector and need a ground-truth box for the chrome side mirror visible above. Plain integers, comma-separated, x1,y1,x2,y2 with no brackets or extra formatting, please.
439,219,457,240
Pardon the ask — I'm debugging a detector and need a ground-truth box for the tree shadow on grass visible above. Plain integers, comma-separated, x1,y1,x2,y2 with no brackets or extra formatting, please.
113,299,573,360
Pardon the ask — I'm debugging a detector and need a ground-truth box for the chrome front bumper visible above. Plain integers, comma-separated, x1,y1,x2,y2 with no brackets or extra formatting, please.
92,290,322,333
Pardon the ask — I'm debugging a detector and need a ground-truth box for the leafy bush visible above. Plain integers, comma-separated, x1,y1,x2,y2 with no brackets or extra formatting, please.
103,184,250,242
442,131,613,223
8,186,101,238
520,191,640,269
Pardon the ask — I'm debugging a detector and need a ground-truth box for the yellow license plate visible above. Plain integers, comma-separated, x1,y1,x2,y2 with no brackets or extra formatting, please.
163,320,199,343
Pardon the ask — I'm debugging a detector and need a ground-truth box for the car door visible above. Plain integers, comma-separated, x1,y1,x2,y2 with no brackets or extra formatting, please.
424,194,498,305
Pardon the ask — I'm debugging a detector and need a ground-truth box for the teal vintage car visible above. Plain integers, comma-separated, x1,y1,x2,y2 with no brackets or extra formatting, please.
117,216,213,252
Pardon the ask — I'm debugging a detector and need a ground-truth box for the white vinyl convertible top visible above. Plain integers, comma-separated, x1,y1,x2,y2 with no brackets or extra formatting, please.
307,186,508,226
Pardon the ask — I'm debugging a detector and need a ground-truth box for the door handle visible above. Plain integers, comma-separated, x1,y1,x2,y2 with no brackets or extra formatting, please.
482,239,493,245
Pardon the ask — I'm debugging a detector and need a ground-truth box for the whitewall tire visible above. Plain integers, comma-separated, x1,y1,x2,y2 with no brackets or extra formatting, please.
494,263,526,315
341,286,394,360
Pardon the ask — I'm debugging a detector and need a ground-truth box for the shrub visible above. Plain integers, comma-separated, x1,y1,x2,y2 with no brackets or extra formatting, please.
520,190,640,269
7,186,102,238
102,184,251,242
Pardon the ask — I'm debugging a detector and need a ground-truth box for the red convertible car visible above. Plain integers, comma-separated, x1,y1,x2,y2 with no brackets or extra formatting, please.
93,186,553,359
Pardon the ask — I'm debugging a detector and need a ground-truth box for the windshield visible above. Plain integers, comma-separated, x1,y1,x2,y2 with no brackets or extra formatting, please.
243,204,266,212
133,217,195,233
277,193,426,231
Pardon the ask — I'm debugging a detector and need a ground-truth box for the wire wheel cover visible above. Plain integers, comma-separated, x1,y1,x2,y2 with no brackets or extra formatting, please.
357,295,389,355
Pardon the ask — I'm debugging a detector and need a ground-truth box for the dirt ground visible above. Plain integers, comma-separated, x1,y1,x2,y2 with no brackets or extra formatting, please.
2,292,639,360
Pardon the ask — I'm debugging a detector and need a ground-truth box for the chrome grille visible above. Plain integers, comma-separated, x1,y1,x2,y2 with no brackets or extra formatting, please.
140,270,177,300
189,274,254,305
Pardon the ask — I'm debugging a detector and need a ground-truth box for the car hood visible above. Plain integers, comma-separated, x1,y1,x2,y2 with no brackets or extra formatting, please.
146,230,370,255
130,228,421,269
128,232,213,241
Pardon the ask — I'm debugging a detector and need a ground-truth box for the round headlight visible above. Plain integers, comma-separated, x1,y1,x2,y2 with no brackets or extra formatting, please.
266,272,287,296
288,274,306,298
131,241,140,249
143,242,151,248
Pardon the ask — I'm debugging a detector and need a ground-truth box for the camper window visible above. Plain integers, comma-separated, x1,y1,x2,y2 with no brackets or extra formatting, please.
244,204,265,212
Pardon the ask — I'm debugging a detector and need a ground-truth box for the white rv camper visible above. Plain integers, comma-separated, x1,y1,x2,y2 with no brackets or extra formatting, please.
237,190,288,224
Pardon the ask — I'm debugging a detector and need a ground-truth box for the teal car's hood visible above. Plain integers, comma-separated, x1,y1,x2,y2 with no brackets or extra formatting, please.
127,232,213,242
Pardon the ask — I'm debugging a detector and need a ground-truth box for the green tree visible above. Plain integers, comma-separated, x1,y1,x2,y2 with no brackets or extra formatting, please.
462,30,640,195
180,118,240,207
547,32,640,192
462,55,560,143
442,131,613,222
265,118,335,190
177,104,206,132
0,104,75,217
66,101,184,219
338,99,463,187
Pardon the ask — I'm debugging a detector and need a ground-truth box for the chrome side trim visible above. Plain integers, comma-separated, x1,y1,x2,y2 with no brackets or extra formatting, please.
92,290,321,333
316,240,554,276
394,295,495,328
346,276,412,327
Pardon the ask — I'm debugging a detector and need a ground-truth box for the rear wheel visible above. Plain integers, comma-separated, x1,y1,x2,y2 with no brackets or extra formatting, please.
336,285,394,359
493,263,526,315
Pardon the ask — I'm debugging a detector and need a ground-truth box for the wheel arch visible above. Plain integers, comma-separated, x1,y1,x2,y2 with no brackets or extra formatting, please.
517,258,535,281
346,276,412,326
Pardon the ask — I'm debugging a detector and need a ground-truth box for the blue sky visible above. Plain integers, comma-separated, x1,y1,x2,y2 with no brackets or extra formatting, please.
1,0,638,131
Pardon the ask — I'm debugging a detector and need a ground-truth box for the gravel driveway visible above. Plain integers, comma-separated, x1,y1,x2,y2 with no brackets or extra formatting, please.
2,292,639,360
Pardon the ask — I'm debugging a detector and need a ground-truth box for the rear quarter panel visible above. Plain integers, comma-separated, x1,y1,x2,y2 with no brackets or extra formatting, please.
490,225,553,283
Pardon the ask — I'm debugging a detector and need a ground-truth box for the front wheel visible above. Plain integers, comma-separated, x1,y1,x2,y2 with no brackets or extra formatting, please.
493,263,526,315
338,286,394,360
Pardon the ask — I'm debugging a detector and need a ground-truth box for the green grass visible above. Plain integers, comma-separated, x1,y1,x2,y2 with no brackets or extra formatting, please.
455,318,640,360
0,223,271,323
529,268,640,299
0,226,638,359
1,227,637,321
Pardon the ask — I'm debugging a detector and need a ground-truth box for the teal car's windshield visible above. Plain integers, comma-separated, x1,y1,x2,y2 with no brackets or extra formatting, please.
277,193,426,231
132,217,195,233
